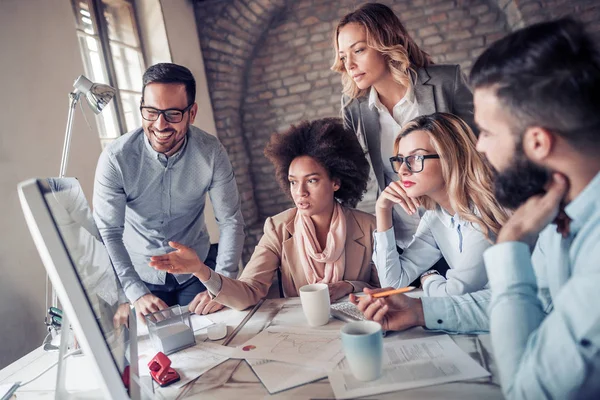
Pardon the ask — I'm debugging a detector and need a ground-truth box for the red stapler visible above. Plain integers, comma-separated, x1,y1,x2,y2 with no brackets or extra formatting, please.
148,352,180,387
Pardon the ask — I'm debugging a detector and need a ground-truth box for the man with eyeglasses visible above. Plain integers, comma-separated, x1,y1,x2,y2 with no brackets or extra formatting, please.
93,63,244,320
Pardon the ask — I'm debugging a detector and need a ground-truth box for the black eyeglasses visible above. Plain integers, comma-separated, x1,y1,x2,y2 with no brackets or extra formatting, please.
389,154,440,173
140,103,193,123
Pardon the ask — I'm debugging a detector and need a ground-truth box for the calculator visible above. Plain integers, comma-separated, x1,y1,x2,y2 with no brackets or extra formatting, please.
330,301,366,323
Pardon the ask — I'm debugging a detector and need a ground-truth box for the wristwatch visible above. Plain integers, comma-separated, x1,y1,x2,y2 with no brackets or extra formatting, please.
420,269,440,280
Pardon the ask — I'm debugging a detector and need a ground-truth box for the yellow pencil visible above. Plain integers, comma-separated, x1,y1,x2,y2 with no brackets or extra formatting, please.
371,286,416,298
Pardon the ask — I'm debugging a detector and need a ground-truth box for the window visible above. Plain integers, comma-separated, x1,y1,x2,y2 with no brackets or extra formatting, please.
71,0,145,147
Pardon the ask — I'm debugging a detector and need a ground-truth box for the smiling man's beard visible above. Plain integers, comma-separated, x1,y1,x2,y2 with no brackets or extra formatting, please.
492,145,552,210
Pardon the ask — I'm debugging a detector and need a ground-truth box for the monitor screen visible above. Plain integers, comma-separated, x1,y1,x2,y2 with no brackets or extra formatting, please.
19,178,137,399
43,177,128,364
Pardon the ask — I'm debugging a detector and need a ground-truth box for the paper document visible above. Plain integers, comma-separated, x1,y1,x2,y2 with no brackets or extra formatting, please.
328,334,490,399
189,314,215,331
232,326,344,370
138,341,235,388
247,359,327,394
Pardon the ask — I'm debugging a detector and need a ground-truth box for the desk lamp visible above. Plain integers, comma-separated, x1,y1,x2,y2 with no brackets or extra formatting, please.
59,75,116,177
48,75,116,315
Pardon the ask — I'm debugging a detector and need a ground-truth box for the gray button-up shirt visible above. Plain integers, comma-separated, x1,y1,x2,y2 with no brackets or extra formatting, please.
93,126,245,302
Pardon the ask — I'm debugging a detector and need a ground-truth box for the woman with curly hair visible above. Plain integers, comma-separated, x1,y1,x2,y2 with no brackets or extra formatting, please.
333,3,475,251
149,118,380,312
374,113,508,297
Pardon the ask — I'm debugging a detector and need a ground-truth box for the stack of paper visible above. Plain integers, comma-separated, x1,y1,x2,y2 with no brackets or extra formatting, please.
232,326,345,394
246,359,328,394
232,326,344,369
328,334,491,399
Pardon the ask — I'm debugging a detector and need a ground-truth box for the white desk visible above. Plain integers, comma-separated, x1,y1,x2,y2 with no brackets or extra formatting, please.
0,298,503,399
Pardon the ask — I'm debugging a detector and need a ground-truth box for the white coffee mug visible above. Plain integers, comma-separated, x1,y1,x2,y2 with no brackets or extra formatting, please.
341,320,383,381
299,283,330,327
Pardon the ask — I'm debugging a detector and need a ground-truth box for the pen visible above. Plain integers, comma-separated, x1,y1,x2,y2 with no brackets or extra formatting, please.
370,286,416,298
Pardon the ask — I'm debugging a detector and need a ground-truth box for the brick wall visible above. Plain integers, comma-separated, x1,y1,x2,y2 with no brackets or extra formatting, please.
193,0,600,262
522,0,600,37
492,0,600,33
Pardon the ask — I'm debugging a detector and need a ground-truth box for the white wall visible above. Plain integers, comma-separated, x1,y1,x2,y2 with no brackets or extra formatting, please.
0,0,103,368
160,0,218,136
136,0,218,135
0,0,219,369
135,0,172,66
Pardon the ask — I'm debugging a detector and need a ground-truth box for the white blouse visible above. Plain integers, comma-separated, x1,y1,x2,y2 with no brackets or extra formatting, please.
368,86,421,249
373,206,493,297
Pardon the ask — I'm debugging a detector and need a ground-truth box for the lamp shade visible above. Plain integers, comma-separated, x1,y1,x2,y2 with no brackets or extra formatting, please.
73,75,116,114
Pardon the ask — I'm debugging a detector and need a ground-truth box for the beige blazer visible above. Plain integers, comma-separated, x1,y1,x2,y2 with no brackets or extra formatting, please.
213,207,380,310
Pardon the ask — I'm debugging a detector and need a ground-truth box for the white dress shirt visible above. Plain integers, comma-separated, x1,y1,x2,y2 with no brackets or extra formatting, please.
368,86,422,248
373,206,492,296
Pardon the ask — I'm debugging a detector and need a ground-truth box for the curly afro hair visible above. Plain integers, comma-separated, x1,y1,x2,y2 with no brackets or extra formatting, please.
263,118,370,208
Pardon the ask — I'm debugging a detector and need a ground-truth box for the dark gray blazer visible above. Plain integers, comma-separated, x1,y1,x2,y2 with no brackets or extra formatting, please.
342,64,475,193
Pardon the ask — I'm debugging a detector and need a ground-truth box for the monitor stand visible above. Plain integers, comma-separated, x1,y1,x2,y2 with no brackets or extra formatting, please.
54,308,146,399
55,310,73,398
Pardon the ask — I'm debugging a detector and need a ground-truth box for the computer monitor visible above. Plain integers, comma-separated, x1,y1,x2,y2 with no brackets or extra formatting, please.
18,178,140,399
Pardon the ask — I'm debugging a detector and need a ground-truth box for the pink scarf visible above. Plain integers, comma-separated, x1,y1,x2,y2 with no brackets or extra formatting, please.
294,203,347,284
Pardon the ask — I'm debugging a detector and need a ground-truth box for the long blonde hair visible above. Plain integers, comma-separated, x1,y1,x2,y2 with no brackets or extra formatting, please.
332,2,432,101
394,113,508,241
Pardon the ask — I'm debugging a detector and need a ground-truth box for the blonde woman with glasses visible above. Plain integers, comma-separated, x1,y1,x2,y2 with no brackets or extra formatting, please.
333,3,475,252
374,113,508,297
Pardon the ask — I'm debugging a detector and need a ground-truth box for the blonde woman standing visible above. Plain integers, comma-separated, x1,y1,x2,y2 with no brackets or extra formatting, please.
333,3,475,250
375,113,507,296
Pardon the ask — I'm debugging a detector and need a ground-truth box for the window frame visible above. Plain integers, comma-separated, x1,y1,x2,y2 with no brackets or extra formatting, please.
72,0,146,142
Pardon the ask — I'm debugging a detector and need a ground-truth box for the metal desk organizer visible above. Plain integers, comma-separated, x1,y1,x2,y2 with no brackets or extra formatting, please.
145,305,195,355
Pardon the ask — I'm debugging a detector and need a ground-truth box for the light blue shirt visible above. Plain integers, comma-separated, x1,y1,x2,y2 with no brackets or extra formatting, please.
93,126,245,303
483,171,600,399
422,289,491,334
374,207,492,296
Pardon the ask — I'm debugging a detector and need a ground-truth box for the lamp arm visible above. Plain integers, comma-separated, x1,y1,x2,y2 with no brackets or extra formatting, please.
51,90,82,310
59,90,82,178
50,77,115,312
46,77,116,316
